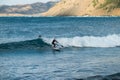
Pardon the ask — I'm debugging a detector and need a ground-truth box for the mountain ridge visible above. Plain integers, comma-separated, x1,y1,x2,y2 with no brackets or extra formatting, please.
0,1,57,16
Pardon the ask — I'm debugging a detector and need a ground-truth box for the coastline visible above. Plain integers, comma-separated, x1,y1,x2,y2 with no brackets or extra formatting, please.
0,15,120,17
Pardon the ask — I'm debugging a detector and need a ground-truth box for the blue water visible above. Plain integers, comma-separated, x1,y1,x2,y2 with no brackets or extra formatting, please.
0,17,120,80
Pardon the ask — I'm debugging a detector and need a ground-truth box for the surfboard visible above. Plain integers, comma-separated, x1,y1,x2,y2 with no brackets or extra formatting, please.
52,43,63,51
53,47,61,51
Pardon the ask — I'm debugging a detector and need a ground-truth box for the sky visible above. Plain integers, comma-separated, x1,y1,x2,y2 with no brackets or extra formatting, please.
0,0,59,5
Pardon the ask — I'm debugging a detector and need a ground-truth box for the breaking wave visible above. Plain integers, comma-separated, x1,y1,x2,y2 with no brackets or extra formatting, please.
44,34,120,48
0,34,120,50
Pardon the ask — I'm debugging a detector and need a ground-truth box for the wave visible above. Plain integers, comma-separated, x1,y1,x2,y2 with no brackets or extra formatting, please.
43,34,120,48
0,38,50,50
0,34,120,50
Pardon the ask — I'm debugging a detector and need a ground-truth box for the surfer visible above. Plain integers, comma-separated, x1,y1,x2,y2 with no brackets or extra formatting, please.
52,39,63,48
38,35,42,38
52,39,58,48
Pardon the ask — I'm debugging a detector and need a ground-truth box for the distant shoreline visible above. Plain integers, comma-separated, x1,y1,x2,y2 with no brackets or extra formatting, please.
0,13,120,17
0,15,120,17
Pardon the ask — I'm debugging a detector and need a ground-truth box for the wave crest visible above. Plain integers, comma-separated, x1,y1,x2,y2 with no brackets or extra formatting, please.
0,38,49,50
0,34,120,50
43,34,120,48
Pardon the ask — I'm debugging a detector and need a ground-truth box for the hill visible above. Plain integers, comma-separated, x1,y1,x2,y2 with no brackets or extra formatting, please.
42,0,120,16
0,1,57,16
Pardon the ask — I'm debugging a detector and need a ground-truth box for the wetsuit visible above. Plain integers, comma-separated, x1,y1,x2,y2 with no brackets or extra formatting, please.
52,39,57,47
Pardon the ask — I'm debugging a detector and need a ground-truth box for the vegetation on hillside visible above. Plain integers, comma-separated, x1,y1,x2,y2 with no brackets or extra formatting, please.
99,0,120,12
92,0,99,7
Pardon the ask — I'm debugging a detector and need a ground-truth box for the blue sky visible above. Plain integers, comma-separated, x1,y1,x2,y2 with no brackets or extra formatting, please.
0,0,59,5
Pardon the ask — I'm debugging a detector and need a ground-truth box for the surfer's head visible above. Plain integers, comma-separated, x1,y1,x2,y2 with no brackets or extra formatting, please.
38,35,41,38
53,38,57,41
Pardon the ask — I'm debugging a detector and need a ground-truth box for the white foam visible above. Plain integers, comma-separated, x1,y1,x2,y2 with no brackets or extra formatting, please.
1,34,120,48
43,34,120,48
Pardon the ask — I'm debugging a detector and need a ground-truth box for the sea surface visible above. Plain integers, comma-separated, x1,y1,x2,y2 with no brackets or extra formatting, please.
0,17,120,80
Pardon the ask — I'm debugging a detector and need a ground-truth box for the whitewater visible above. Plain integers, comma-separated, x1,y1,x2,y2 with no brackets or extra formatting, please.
0,34,120,50
43,34,120,48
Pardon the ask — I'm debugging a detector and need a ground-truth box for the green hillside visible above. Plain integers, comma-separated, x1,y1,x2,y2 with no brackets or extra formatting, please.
99,0,120,12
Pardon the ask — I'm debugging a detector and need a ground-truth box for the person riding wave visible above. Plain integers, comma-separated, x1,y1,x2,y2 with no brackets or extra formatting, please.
52,39,58,48
52,38,63,48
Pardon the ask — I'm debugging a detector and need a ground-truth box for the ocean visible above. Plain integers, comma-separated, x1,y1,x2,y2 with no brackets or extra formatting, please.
0,17,120,80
